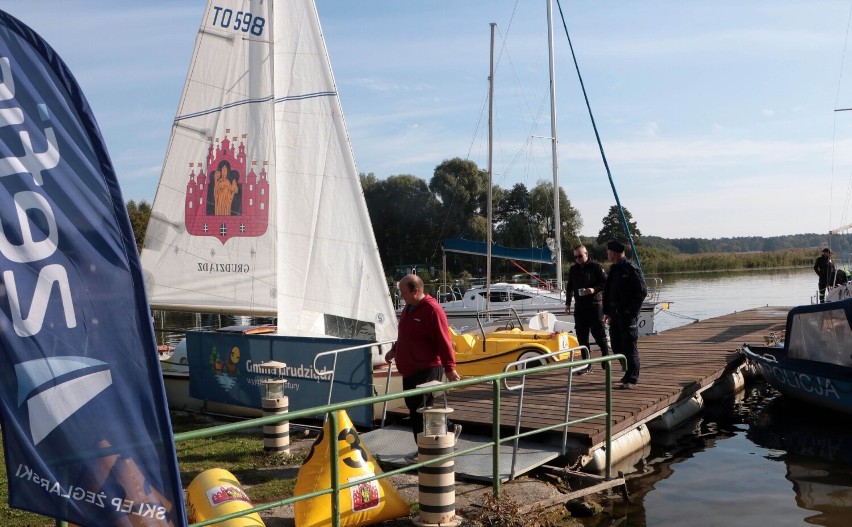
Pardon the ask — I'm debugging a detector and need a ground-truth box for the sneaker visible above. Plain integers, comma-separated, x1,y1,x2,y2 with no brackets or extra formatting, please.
620,382,635,390
453,424,462,445
403,452,419,464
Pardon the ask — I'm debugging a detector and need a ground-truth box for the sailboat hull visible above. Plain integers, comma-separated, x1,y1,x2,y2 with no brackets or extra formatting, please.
178,331,376,426
161,337,404,422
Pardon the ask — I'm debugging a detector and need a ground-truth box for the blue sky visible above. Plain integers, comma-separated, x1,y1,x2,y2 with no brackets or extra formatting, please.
6,1,852,239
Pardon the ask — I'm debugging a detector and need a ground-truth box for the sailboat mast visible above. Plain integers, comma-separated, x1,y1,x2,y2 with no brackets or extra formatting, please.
546,0,563,292
486,22,496,310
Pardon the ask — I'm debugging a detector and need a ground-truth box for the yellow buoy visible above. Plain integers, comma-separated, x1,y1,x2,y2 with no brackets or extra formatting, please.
186,468,265,526
294,410,409,527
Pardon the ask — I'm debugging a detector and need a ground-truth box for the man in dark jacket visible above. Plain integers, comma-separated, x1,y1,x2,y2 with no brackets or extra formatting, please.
602,240,648,389
814,248,836,303
565,244,610,371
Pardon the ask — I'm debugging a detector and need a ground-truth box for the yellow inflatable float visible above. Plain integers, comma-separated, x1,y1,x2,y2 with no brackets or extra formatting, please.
294,410,409,527
186,468,264,526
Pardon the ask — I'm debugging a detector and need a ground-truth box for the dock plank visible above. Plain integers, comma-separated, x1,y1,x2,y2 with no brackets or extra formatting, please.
386,306,787,454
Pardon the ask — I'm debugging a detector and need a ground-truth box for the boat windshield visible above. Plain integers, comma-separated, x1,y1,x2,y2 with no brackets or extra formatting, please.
477,291,511,302
787,307,852,367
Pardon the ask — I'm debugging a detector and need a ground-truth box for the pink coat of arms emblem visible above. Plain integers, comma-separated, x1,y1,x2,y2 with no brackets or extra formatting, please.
184,135,269,243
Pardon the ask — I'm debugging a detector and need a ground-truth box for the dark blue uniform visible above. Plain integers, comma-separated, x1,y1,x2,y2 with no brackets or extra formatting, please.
814,252,835,303
603,257,647,385
566,260,610,365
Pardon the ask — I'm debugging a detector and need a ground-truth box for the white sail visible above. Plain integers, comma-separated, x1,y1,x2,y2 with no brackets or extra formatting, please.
141,0,397,344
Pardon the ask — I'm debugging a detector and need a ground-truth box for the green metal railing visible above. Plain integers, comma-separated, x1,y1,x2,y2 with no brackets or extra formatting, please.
169,353,624,527
54,352,623,527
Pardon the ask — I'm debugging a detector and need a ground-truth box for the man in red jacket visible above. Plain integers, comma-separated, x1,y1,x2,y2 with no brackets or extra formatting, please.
386,274,461,460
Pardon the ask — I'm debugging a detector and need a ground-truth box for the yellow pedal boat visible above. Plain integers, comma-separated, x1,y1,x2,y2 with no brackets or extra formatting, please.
450,311,580,377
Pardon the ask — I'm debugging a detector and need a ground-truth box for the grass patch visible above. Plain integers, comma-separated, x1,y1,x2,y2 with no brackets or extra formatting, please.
0,448,53,527
245,477,297,503
0,506,51,527
172,412,309,504
0,411,311,526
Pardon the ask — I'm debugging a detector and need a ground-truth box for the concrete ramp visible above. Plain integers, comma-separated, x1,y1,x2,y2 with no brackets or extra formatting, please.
360,425,563,483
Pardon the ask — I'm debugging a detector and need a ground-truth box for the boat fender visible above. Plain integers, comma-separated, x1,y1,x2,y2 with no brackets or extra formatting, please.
647,394,704,431
583,424,651,473
702,369,745,401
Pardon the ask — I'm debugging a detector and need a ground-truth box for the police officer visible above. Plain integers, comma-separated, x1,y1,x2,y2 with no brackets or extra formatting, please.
813,248,836,303
602,240,648,389
565,244,610,371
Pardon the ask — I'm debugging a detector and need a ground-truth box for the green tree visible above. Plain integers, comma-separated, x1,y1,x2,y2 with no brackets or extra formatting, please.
361,173,441,269
528,180,582,252
466,214,488,244
360,172,380,193
429,158,488,239
596,205,641,247
125,200,152,253
494,183,533,247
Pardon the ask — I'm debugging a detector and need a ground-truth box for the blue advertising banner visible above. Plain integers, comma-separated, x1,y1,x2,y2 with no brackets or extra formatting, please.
0,10,186,526
187,332,374,426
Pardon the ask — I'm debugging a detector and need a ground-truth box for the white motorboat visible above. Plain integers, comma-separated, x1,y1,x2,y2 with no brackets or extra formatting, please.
437,282,566,326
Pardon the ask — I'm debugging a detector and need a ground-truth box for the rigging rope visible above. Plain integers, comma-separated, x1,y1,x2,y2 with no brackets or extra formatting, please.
509,259,554,289
554,0,643,274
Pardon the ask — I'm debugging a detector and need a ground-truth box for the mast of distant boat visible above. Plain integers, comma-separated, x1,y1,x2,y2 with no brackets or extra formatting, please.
483,4,561,307
485,22,496,312
547,0,563,293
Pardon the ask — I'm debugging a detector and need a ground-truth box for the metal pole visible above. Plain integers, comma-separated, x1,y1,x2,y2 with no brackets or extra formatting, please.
330,412,340,527
492,380,501,496
486,22,495,311
605,361,613,480
546,0,563,291
442,250,447,294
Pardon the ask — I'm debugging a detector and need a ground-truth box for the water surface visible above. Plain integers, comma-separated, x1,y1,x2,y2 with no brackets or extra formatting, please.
585,267,852,527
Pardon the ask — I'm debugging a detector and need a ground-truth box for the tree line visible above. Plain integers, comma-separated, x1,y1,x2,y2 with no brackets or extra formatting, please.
641,234,852,255
360,157,587,278
125,156,843,278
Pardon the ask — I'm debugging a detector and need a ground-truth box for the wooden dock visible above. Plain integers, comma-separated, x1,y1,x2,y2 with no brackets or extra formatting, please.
388,306,788,455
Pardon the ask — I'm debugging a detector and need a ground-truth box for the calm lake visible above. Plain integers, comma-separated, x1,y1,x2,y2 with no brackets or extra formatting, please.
594,267,852,527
